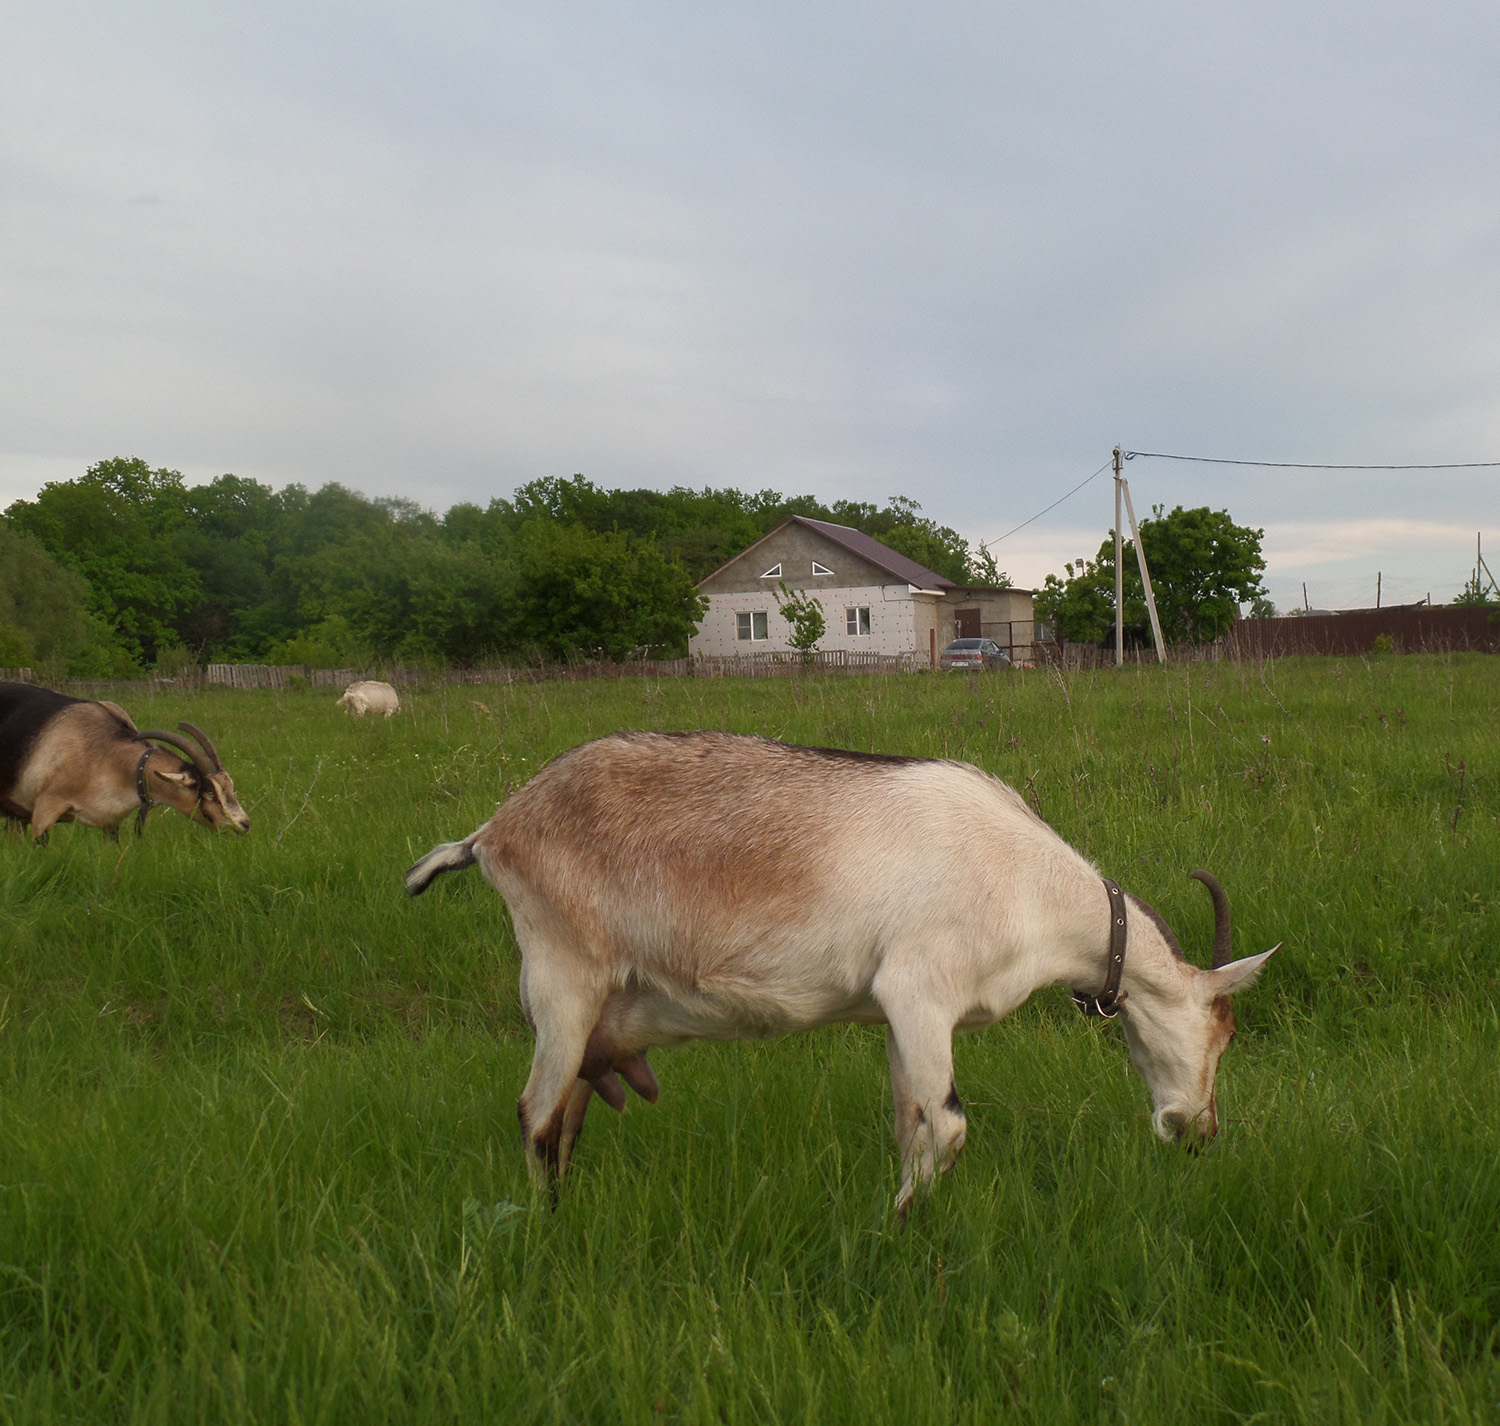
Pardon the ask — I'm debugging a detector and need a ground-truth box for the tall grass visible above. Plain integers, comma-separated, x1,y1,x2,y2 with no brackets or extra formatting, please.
1,656,1497,1422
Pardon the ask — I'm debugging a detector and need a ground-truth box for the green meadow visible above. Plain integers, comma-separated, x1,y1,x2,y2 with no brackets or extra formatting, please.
1,656,1498,1423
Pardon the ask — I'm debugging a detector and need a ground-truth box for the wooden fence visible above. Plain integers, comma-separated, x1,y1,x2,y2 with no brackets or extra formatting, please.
7,612,1495,696
205,664,304,689
0,652,929,693
206,649,928,687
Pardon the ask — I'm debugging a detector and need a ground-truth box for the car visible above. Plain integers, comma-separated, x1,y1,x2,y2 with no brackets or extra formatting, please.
939,637,1012,671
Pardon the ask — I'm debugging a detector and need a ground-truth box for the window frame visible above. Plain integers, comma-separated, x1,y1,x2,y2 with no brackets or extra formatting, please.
845,605,872,637
737,610,771,641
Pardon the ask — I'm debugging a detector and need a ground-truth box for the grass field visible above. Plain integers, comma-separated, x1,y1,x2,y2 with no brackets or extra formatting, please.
2,655,1498,1423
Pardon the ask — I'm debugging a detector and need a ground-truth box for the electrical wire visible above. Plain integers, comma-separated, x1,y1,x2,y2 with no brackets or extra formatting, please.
981,444,1497,553
985,460,1112,546
1123,449,1500,470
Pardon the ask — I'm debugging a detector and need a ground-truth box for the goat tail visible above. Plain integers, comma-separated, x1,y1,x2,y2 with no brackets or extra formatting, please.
404,836,478,896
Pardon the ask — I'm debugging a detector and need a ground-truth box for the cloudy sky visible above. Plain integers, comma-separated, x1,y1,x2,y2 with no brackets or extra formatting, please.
4,1,1498,608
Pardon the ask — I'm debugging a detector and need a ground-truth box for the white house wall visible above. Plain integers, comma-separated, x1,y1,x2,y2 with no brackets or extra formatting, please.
690,585,930,658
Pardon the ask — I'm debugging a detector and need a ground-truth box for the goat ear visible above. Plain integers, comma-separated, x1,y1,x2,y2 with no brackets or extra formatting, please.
159,767,196,786
1202,944,1278,997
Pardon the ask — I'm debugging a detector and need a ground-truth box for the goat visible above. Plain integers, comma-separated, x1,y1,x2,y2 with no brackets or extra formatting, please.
405,731,1275,1219
0,681,249,841
337,681,401,717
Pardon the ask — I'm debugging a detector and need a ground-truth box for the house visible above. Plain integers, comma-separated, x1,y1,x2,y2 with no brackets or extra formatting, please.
689,516,1044,665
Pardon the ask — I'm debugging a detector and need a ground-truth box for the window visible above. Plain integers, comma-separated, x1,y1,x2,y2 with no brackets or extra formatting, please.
812,561,833,576
759,563,782,579
845,606,871,636
737,611,770,641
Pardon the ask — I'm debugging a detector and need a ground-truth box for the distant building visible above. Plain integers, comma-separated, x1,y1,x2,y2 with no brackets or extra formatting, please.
690,516,1043,665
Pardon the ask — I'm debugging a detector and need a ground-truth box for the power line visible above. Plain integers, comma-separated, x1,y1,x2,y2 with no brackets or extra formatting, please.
1123,449,1500,471
982,444,1498,554
986,460,1112,546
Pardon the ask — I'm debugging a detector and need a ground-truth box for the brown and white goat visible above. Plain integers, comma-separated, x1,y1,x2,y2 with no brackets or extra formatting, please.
0,682,249,841
406,731,1275,1218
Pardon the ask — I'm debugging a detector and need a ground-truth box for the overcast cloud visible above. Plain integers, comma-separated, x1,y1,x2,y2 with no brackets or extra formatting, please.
3,1,1499,608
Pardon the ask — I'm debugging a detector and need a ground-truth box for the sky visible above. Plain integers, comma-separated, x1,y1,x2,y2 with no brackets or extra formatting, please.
3,1,1499,610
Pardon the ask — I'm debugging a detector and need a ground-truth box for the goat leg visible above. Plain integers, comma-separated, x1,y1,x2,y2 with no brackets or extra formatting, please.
557,1080,595,1177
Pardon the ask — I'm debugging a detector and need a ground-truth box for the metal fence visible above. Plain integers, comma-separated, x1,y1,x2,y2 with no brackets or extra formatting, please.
1037,607,1500,667
1220,606,1499,658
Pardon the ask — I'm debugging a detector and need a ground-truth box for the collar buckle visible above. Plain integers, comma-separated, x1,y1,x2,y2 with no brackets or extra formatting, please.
1071,987,1128,1018
1073,877,1129,1019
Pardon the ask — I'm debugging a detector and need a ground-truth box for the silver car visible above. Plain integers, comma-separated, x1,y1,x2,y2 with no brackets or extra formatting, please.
939,637,1012,671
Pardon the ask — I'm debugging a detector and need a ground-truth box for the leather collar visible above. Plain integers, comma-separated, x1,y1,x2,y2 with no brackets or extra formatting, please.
133,746,154,836
1072,878,1129,1018
134,743,208,833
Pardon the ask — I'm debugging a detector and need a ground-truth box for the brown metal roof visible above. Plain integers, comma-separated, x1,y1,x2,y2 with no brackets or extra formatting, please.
693,514,959,590
786,517,956,588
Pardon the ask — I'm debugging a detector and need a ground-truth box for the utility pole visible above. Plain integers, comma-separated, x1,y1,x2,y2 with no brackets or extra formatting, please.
1480,533,1500,597
1113,447,1124,666
1376,571,1382,609
1120,476,1167,662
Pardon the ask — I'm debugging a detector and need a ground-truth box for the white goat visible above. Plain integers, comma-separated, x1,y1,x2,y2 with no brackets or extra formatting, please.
406,731,1275,1219
337,680,401,717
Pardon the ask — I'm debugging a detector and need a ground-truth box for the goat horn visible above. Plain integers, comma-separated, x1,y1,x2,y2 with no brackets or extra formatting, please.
177,721,224,771
1190,869,1233,969
136,730,215,780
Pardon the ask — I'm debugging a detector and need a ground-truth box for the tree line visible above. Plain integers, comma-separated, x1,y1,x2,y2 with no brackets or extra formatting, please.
0,458,1005,676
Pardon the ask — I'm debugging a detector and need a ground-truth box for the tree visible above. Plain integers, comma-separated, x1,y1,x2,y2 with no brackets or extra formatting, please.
774,582,826,662
1035,505,1267,645
175,474,280,656
4,458,202,667
968,541,1013,589
2,459,1012,668
0,525,116,673
501,522,707,660
307,527,511,665
499,477,774,581
1452,571,1498,607
1034,563,1115,644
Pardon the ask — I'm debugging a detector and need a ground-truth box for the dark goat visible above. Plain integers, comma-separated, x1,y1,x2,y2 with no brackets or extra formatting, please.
0,682,249,841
